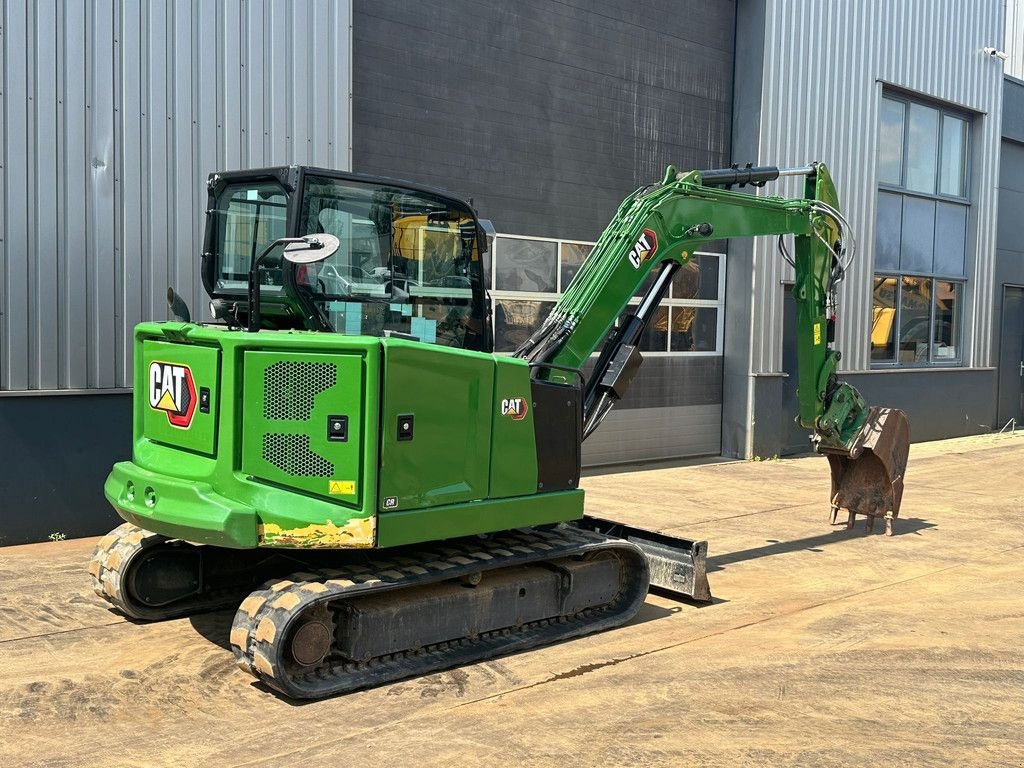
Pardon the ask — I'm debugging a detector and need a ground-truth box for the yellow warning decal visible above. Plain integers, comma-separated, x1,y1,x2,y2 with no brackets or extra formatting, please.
328,480,356,495
813,322,822,345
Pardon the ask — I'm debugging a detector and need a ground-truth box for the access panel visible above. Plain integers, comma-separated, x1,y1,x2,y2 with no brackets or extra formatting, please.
241,350,365,507
378,340,494,512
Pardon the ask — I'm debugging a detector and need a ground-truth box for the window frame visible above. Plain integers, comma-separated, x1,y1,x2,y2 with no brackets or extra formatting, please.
870,274,964,366
490,232,725,357
876,93,972,203
872,91,971,369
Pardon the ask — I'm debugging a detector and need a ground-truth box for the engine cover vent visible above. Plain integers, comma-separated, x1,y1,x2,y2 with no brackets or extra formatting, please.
261,433,335,477
263,361,337,421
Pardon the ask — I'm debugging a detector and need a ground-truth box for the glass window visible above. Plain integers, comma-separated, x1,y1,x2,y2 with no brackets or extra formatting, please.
670,307,717,352
633,270,658,298
898,277,931,363
905,103,939,193
933,202,967,275
297,175,486,350
939,115,967,197
871,276,898,362
875,192,902,271
900,196,935,273
638,307,669,352
878,98,905,185
493,298,555,353
932,280,961,360
872,93,971,367
492,232,724,356
494,238,557,293
213,182,289,289
671,254,719,300
559,242,592,291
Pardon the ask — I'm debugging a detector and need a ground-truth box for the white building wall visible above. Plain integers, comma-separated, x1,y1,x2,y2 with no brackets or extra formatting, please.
1006,0,1024,80
745,0,1005,373
0,0,353,391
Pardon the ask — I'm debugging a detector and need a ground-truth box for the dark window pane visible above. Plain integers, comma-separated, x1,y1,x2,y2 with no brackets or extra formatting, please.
871,276,898,361
932,280,962,361
670,307,718,352
899,277,931,363
900,196,935,272
671,254,720,300
633,269,658,298
875,192,902,270
939,115,967,197
933,202,967,275
493,299,554,352
559,242,592,291
215,182,289,287
878,98,905,185
494,238,557,293
638,306,669,352
906,103,939,193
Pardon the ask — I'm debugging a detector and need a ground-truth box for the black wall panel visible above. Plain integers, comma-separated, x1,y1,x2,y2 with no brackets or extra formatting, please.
352,0,736,241
0,394,128,545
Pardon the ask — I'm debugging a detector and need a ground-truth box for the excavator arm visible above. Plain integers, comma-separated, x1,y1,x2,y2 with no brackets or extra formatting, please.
515,162,910,533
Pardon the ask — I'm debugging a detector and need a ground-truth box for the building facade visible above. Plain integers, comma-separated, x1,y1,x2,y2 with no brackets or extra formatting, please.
1,0,1021,543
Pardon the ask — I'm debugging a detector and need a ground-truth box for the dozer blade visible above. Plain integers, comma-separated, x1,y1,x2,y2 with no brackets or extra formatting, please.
821,406,910,536
570,515,712,602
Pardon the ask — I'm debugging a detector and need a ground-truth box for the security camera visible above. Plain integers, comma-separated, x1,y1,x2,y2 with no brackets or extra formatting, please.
983,47,1009,61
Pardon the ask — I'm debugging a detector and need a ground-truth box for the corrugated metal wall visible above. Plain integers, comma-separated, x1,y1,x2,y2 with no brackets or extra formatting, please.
746,0,1005,372
1007,0,1024,80
0,0,352,391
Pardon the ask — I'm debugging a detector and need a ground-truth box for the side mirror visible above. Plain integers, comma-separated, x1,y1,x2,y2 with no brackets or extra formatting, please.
282,234,341,264
248,235,341,332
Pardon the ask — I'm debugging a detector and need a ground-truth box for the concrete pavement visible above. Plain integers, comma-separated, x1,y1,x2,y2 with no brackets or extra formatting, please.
2,432,1023,767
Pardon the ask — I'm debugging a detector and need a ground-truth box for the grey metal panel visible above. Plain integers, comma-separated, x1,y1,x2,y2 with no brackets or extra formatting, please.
351,0,735,242
0,0,353,392
737,0,1004,373
1008,0,1024,82
987,133,1024,418
1004,77,1024,143
582,405,723,466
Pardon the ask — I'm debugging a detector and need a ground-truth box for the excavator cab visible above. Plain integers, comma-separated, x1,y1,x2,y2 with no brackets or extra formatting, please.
201,166,492,351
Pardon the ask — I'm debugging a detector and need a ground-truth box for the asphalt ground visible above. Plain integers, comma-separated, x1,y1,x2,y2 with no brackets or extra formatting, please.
2,432,1023,767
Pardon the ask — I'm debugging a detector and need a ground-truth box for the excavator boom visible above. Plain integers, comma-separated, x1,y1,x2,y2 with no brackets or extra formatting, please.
515,162,910,533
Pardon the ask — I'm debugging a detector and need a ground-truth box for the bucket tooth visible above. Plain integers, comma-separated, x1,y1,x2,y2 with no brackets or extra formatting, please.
821,407,910,535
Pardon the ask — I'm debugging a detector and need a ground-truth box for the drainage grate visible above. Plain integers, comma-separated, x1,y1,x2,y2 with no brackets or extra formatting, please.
263,362,337,421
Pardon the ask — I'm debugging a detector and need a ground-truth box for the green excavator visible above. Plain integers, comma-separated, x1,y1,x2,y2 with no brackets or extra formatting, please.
90,161,910,698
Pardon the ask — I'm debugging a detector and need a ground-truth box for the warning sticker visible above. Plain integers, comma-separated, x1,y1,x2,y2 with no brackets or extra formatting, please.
328,480,356,495
813,322,822,345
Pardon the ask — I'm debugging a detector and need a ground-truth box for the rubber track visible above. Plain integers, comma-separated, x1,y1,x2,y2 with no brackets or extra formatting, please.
89,522,248,621
230,526,650,699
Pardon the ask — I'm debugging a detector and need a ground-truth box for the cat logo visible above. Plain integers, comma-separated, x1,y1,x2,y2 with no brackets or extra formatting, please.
628,228,658,269
500,397,529,421
148,361,197,428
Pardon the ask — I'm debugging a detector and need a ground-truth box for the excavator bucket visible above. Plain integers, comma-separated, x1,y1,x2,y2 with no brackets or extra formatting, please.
823,407,911,536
